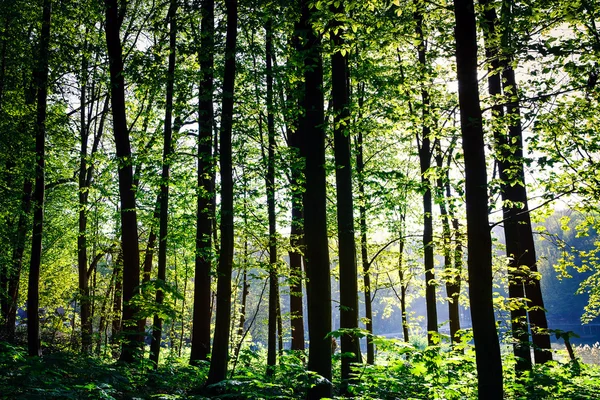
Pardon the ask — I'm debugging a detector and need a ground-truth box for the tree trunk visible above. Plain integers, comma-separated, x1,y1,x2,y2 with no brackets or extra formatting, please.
414,6,438,344
150,0,177,367
206,0,237,384
355,81,375,364
111,248,123,356
287,32,305,353
357,128,374,364
299,1,332,397
502,65,552,364
104,0,143,362
6,178,32,342
453,0,503,397
399,238,410,343
479,0,531,372
331,3,361,385
78,45,93,354
27,0,51,357
265,17,279,377
191,0,215,365
434,141,460,343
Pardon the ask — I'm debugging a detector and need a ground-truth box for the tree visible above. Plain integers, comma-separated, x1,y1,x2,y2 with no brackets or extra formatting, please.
150,0,178,366
190,0,215,365
330,2,361,386
414,2,439,344
298,1,332,397
452,0,503,397
207,0,237,384
265,16,280,377
104,0,143,362
27,0,52,357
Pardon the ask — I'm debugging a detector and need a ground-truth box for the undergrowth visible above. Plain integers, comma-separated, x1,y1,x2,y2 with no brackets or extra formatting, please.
1,335,599,399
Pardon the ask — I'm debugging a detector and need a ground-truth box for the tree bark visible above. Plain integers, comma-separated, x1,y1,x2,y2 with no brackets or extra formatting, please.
288,28,305,354
356,127,374,364
206,0,237,384
434,141,460,343
479,0,531,372
27,0,51,357
6,178,32,342
453,0,503,397
414,6,438,344
78,43,93,354
191,0,215,365
502,65,552,364
331,3,361,386
111,248,123,355
150,0,177,367
104,0,143,362
299,1,332,397
265,17,279,377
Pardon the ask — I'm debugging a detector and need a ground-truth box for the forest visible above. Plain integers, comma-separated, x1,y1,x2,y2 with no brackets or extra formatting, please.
1,0,600,398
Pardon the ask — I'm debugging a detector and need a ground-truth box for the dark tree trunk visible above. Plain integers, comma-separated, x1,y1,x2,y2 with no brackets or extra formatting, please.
104,0,143,362
105,0,144,362
96,266,115,356
479,0,530,372
150,0,177,367
502,66,552,364
265,17,279,377
142,204,158,284
78,46,92,354
191,0,215,365
399,239,410,343
238,266,248,337
356,127,374,364
446,151,463,340
206,0,237,384
299,1,332,397
331,4,361,385
27,0,51,357
288,31,305,353
414,7,438,344
434,142,460,343
453,0,503,397
6,179,32,342
111,248,123,353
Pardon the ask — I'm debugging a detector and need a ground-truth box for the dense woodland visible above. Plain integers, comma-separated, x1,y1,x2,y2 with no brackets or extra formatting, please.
2,0,600,398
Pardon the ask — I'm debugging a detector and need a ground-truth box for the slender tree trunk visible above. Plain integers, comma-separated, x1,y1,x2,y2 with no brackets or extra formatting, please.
287,48,305,352
6,179,32,342
96,267,115,356
206,0,237,384
299,1,332,397
27,0,51,357
453,0,503,397
150,0,177,367
78,44,93,353
331,3,361,385
191,0,214,365
111,248,123,356
414,6,438,344
104,0,143,362
397,220,410,343
357,129,374,364
445,151,463,340
434,142,460,343
265,17,279,377
355,82,375,364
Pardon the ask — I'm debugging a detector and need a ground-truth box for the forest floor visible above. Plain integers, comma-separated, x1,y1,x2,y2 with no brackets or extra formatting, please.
2,340,600,399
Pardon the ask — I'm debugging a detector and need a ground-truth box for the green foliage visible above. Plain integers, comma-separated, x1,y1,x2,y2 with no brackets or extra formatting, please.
2,338,600,399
